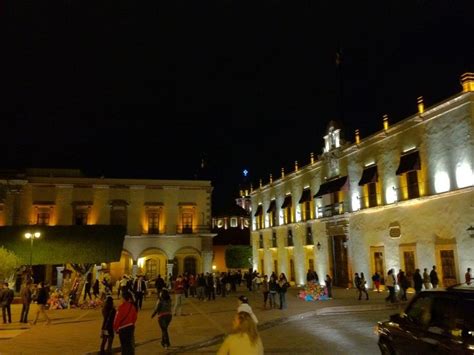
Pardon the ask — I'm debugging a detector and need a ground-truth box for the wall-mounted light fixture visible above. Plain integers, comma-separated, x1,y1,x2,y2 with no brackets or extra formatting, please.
316,242,321,251
467,225,474,238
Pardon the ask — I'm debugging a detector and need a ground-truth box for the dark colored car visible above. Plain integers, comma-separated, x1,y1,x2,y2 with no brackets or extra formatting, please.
376,286,474,354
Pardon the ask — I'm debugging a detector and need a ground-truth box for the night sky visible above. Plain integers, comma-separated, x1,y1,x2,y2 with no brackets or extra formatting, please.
3,1,474,212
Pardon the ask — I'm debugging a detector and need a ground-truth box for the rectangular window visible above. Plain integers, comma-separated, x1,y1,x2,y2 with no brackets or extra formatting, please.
367,182,378,208
272,232,277,248
182,212,193,233
406,170,420,199
303,201,311,221
148,211,160,234
74,211,88,225
37,212,50,225
259,234,264,249
110,206,127,227
306,227,313,245
284,207,292,224
287,229,294,247
230,217,238,228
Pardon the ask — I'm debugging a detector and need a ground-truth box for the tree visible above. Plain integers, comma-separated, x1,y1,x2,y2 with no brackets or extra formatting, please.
0,247,21,282
225,246,253,269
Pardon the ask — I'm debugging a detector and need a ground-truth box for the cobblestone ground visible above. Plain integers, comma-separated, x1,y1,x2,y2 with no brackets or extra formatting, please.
0,287,408,354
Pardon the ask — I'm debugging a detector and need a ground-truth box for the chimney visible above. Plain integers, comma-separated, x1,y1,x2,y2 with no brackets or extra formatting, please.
383,114,389,131
310,152,315,164
259,179,262,188
417,96,424,115
281,167,285,178
355,129,360,144
269,174,273,184
461,72,474,92
294,161,299,172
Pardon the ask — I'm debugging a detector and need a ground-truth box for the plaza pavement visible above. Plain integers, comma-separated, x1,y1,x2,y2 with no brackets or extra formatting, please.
0,286,408,355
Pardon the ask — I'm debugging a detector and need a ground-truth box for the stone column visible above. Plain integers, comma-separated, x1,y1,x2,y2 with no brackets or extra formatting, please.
132,260,138,278
202,251,213,274
56,266,65,288
166,262,174,279
264,248,273,276
293,231,306,286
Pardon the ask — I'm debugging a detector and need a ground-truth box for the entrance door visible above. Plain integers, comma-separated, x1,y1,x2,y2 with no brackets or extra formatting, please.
184,256,196,275
289,259,295,282
440,250,457,287
403,251,416,280
145,259,158,280
332,235,349,287
372,248,385,284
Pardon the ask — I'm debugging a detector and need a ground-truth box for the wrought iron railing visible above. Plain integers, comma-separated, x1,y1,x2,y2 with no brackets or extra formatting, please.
317,202,345,218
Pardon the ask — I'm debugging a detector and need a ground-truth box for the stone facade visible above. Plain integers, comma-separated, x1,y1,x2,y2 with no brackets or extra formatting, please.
0,169,215,283
250,73,474,288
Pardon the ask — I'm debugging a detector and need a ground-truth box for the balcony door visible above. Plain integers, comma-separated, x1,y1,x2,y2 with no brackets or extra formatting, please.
331,235,349,287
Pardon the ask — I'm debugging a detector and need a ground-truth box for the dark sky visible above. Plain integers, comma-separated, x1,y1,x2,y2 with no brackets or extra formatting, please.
3,1,474,212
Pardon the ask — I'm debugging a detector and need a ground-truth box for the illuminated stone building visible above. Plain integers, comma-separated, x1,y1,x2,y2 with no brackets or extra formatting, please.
212,204,250,271
0,169,215,283
250,73,474,287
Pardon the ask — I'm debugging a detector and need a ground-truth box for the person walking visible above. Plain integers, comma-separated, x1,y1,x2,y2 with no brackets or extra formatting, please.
325,274,333,299
84,272,93,302
155,274,165,296
237,296,258,324
217,312,264,355
372,272,381,293
113,291,137,355
358,273,369,300
151,288,173,349
1,283,14,324
32,281,51,325
20,281,33,323
207,273,216,301
173,275,185,316
261,275,269,309
93,279,100,299
277,273,289,310
430,266,439,288
399,271,409,301
268,275,278,308
413,269,423,294
423,268,431,289
465,268,471,285
133,276,146,310
385,269,397,303
100,296,116,355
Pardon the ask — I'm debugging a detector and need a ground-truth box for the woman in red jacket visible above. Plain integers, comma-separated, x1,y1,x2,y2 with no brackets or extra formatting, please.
113,291,137,355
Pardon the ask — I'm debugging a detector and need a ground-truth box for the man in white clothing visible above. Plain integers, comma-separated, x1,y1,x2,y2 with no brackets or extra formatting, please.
237,295,258,324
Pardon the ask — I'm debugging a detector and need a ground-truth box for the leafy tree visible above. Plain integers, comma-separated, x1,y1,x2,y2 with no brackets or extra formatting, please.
0,247,21,282
225,246,252,269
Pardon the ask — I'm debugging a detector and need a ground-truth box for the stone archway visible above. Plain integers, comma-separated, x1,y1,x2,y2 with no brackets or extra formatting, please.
138,248,168,281
173,247,202,276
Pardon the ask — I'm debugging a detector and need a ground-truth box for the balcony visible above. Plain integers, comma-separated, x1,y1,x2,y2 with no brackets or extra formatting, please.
317,202,345,218
176,225,211,234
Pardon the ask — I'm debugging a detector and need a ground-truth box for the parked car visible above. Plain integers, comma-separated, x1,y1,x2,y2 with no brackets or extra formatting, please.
376,285,474,354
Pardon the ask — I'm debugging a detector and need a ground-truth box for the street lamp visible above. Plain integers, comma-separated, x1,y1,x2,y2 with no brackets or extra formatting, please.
24,232,41,270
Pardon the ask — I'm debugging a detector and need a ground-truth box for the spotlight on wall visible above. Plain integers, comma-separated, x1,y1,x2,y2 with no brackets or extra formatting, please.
316,242,321,251
467,225,474,238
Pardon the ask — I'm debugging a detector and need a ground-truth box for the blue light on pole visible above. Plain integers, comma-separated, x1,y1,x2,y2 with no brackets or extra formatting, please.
243,169,248,177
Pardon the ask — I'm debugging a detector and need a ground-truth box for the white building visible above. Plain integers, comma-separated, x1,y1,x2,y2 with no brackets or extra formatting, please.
250,72,474,287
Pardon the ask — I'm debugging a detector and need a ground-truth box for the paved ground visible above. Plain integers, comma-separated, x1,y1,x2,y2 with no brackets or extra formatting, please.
0,287,408,354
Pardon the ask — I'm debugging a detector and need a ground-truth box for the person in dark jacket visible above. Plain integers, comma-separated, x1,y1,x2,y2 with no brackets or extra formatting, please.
430,266,439,288
133,276,146,310
93,279,100,299
20,281,33,323
32,282,51,325
151,288,173,349
325,274,333,298
413,269,423,294
84,272,93,301
399,271,410,301
155,275,165,296
100,296,116,354
1,283,14,324
268,275,278,308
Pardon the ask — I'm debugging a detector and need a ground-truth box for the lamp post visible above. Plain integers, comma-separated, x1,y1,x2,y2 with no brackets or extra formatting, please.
24,232,41,271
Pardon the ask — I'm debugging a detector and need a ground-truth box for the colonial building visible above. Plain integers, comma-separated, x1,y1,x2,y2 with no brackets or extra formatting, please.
212,204,250,271
0,169,215,283
250,73,474,288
